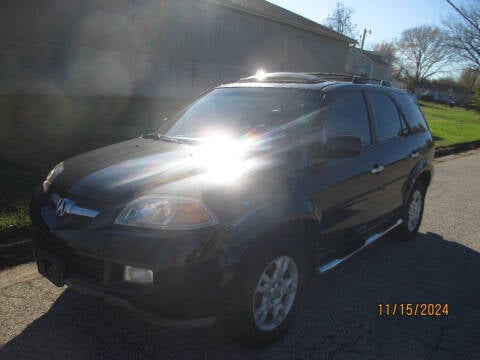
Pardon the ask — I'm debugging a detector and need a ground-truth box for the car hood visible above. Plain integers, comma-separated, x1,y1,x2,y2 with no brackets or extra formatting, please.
54,138,203,203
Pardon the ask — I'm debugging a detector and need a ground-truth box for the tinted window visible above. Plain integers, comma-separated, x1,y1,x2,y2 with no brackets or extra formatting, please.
162,88,322,137
394,93,428,134
323,92,371,146
284,91,322,117
368,93,402,142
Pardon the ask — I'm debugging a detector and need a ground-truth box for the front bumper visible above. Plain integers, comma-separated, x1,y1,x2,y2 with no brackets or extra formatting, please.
30,188,231,320
66,280,216,328
32,228,226,319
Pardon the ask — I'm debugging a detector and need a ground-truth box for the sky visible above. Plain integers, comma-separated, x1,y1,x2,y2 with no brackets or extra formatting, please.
268,0,474,50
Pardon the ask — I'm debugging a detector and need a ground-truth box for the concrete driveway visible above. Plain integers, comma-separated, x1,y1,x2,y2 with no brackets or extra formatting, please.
1,151,479,359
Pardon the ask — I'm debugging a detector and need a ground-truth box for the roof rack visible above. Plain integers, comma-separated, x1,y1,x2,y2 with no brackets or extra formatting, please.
307,72,354,81
351,76,391,87
239,72,323,84
307,73,391,86
238,72,391,87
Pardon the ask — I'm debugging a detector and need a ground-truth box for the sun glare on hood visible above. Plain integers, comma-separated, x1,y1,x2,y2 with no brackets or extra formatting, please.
192,134,257,183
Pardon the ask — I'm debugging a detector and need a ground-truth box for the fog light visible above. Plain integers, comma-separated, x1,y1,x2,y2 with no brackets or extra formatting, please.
123,265,154,284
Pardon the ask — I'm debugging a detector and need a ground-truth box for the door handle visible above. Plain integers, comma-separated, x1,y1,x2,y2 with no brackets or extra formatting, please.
411,151,420,159
371,165,384,174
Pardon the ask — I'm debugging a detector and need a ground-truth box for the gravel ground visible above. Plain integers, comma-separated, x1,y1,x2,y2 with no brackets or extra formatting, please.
1,151,479,359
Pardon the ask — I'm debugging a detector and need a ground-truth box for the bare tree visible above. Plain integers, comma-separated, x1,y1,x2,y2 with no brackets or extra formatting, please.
373,41,397,64
373,42,396,58
325,2,357,38
372,41,400,79
444,2,480,71
396,25,453,87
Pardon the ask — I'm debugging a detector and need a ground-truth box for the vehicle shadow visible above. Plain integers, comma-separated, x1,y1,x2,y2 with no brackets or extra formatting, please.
1,231,479,359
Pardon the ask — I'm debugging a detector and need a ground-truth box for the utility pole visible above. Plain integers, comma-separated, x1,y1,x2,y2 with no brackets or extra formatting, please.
360,28,371,50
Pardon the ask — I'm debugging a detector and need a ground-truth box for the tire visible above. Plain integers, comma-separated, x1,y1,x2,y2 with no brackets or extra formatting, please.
395,181,426,241
220,240,307,348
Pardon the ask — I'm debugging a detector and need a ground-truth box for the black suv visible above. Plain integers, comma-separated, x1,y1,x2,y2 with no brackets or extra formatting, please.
30,72,434,347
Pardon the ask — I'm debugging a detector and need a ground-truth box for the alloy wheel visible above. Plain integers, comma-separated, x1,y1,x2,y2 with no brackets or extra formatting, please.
408,190,423,231
252,256,299,331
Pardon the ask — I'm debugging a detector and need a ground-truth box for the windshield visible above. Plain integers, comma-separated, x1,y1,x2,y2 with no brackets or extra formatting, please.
159,87,323,138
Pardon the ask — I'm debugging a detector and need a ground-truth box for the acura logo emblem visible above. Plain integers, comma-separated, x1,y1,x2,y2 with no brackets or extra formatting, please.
51,195,98,218
56,198,67,217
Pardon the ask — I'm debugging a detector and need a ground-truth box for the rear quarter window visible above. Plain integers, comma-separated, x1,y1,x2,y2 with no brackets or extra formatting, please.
394,93,429,134
367,92,402,143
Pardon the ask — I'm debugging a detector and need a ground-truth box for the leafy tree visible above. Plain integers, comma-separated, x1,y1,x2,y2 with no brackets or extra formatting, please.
325,2,357,39
458,68,479,91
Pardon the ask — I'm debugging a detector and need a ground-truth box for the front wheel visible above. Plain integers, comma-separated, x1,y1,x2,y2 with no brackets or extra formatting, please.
220,242,307,348
252,256,299,332
395,182,426,241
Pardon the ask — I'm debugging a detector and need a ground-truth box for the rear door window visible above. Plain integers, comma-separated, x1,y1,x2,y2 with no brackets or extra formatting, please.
323,91,371,146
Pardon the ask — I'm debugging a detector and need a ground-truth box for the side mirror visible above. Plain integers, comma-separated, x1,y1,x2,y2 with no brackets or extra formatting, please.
325,135,362,158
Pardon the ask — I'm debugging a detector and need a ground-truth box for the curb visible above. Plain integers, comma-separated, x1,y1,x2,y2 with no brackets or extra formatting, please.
0,236,31,250
0,238,33,270
0,228,31,245
434,140,480,158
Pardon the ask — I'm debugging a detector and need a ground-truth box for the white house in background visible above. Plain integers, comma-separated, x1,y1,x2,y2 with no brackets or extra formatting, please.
414,82,472,105
346,48,392,80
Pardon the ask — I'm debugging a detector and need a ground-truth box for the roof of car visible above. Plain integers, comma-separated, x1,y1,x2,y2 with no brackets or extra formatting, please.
219,72,406,94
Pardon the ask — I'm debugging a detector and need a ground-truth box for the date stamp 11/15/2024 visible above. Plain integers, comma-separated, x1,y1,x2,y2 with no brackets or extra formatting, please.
378,304,449,317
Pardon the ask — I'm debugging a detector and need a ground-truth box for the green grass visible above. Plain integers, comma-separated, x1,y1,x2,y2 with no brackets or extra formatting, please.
0,158,41,239
0,201,30,234
419,101,480,147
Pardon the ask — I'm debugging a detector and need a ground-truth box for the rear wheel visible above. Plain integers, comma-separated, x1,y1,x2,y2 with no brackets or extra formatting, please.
395,182,426,241
220,241,307,348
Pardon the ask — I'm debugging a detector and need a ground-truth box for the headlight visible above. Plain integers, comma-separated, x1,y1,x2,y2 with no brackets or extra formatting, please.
43,162,64,192
114,196,218,230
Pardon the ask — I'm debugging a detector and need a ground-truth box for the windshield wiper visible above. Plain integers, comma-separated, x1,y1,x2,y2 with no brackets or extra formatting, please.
157,134,186,143
143,132,200,145
141,133,182,143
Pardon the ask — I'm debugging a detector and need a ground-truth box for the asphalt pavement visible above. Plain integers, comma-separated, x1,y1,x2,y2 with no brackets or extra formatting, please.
1,151,479,359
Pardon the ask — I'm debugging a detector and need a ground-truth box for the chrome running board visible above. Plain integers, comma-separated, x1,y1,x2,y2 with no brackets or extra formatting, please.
318,218,403,273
